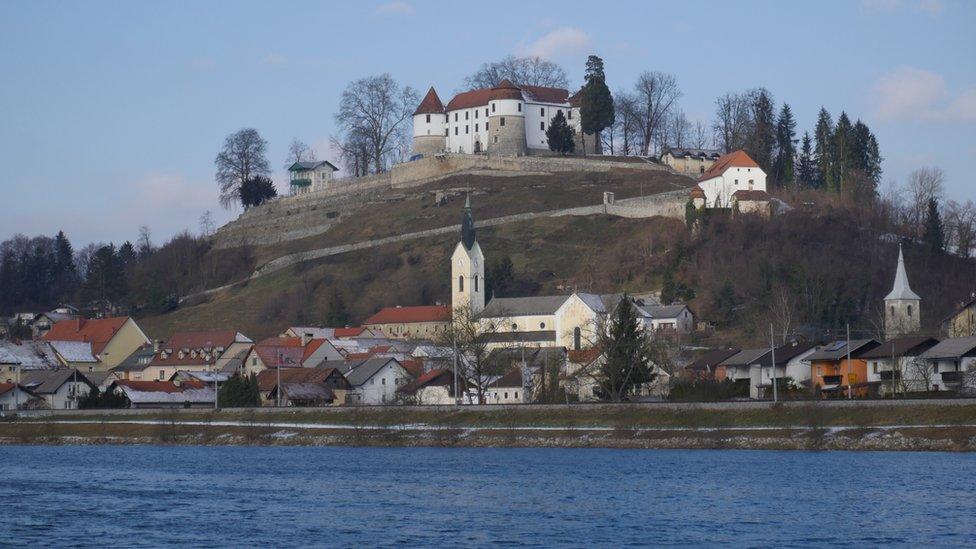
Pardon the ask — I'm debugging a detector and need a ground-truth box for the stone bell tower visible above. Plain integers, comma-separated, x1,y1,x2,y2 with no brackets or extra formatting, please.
451,194,485,314
884,244,921,338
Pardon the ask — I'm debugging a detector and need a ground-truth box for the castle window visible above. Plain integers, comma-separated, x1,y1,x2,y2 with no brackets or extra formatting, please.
890,306,895,317
518,103,521,112
486,122,489,131
458,276,464,292
492,103,496,113
475,110,478,119
540,122,545,131
474,276,479,292
494,136,498,143
500,117,505,127
465,125,469,134
540,107,545,116
907,305,913,317
512,324,518,331
445,128,449,136
475,123,479,132
454,113,458,121
455,127,458,135
425,114,430,123
540,322,546,329
465,111,469,120
485,108,489,116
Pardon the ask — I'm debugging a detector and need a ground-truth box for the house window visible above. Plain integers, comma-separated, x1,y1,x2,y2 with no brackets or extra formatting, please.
445,128,449,136
568,110,572,119
252,357,257,366
382,378,386,385
425,114,430,123
474,275,479,291
574,327,581,351
485,108,489,116
458,276,464,292
455,127,458,135
504,392,509,399
540,107,544,116
540,122,545,131
517,103,521,112
159,370,165,380
557,109,562,117
486,122,489,131
515,392,519,399
735,179,739,185
500,117,506,127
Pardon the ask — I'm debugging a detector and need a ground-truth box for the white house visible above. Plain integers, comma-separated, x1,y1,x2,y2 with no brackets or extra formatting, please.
860,337,940,394
919,336,976,392
288,160,339,195
694,150,767,209
754,342,819,398
18,369,94,410
338,357,411,405
485,368,527,404
412,80,587,156
0,382,38,411
633,303,694,334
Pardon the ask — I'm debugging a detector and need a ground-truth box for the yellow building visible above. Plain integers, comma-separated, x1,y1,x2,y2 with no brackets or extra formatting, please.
42,317,150,369
943,296,976,338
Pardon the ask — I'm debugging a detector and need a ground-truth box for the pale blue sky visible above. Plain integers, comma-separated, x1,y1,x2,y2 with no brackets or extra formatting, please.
1,0,973,245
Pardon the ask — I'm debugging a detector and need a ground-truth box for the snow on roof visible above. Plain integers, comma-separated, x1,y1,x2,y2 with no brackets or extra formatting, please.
49,340,98,363
0,340,60,369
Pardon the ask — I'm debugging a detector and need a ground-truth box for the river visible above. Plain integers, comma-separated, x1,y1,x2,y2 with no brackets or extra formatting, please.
1,446,974,547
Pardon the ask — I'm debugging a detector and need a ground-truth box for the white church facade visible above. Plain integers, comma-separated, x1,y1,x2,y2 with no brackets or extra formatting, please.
413,79,591,157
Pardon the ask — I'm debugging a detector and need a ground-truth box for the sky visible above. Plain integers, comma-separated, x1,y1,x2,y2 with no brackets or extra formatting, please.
1,0,974,246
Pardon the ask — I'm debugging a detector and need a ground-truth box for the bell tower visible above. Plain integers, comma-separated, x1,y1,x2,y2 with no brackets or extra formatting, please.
885,244,921,338
451,194,485,314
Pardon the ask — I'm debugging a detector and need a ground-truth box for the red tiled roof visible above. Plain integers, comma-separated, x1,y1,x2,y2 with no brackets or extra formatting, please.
399,368,456,394
0,382,18,396
698,150,760,182
363,306,452,325
732,189,771,201
445,80,569,110
414,87,445,115
447,87,494,110
333,327,366,338
255,367,342,392
567,348,601,365
400,359,424,378
689,185,706,199
254,344,305,368
152,330,242,366
257,336,302,347
520,84,569,104
302,339,326,361
42,317,131,356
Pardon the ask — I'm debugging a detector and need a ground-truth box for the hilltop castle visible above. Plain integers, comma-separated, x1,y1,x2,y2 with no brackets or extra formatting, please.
412,79,596,157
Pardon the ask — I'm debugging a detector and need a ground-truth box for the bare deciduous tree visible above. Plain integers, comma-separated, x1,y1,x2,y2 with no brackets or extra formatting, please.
692,120,710,149
214,128,271,209
944,199,975,257
632,71,682,156
712,92,752,153
439,305,509,404
662,109,691,150
286,138,316,166
463,55,568,89
334,74,418,174
904,167,945,237
198,211,215,237
608,90,641,156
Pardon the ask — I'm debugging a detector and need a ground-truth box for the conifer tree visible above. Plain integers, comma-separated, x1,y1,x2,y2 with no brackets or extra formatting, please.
579,55,614,155
597,296,656,401
813,107,834,190
796,132,816,188
546,111,575,155
326,288,350,327
773,103,797,188
747,88,776,173
832,112,853,193
924,197,946,253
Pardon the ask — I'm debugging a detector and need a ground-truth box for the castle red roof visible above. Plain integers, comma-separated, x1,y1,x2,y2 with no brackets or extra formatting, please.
363,305,452,325
698,150,760,182
413,87,445,115
445,80,569,110
42,317,132,356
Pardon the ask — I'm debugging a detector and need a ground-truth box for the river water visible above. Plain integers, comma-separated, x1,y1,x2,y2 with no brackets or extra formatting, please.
1,445,974,547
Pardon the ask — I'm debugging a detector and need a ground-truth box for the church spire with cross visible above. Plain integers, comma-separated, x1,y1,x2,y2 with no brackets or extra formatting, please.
451,193,485,314
884,243,921,338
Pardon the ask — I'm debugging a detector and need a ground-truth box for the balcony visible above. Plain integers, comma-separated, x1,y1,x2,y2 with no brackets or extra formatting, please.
879,371,901,381
822,375,843,385
290,178,311,187
940,371,963,384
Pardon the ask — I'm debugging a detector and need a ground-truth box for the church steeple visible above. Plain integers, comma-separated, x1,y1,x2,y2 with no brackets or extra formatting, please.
885,243,921,338
452,193,485,314
461,193,476,250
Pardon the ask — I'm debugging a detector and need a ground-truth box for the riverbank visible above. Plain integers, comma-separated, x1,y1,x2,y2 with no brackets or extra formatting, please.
3,400,976,451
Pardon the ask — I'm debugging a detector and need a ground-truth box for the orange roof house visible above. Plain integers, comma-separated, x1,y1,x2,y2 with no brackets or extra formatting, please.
363,305,452,340
43,317,149,369
693,150,767,209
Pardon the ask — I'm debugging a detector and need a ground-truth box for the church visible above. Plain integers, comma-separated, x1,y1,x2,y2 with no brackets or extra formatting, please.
413,79,595,157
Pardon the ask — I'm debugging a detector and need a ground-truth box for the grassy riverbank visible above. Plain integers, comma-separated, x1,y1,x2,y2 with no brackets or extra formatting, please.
3,401,976,451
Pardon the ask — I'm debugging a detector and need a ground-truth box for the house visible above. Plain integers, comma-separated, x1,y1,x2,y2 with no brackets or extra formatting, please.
716,349,770,398
731,189,773,217
0,382,40,411
111,346,157,380
31,311,77,339
411,80,591,157
860,337,940,395
47,340,100,371
363,305,453,340
683,348,741,379
268,383,335,407
918,336,976,393
42,316,150,369
485,368,527,404
110,380,215,409
565,349,670,402
287,160,339,195
754,342,820,398
805,339,881,397
84,370,118,392
397,368,464,405
255,366,350,406
942,294,976,338
147,330,253,381
0,340,60,382
19,369,95,410
242,336,343,377
634,303,694,334
692,150,767,209
659,147,722,176
334,357,411,405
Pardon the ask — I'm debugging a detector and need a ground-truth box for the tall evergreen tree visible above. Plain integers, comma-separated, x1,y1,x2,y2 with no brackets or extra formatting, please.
831,112,853,193
546,111,575,155
796,132,816,188
813,107,834,190
773,103,797,188
326,288,350,327
578,55,614,155
597,296,656,401
52,231,78,303
746,88,776,173
923,197,946,253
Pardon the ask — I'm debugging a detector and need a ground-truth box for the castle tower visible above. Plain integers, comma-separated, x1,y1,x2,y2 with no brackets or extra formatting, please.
885,244,921,338
487,79,526,156
451,194,485,314
412,87,447,156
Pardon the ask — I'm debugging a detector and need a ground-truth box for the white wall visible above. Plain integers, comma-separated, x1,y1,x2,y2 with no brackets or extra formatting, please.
441,98,572,153
446,106,492,153
413,112,447,138
524,102,572,150
352,362,410,405
699,165,767,208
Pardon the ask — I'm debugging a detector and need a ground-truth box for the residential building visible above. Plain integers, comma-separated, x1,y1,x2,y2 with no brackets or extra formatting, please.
397,368,462,405
885,244,921,338
683,348,741,379
805,339,881,397
486,368,526,404
716,348,771,398
860,337,940,395
918,336,976,393
942,294,976,338
110,380,215,409
754,342,820,398
19,369,94,410
147,330,253,381
256,366,350,406
0,382,38,411
287,160,339,195
242,336,343,377
31,311,77,339
47,340,99,371
659,147,722,176
636,303,694,334
0,340,60,382
42,316,150,368
363,306,453,340
692,150,768,209
565,349,670,402
412,80,589,157
333,357,411,405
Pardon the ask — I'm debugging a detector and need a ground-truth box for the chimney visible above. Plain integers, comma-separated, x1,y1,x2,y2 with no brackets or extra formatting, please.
301,332,311,346
153,339,164,352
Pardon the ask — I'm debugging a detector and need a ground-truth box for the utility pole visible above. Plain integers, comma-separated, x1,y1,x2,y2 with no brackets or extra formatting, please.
276,350,282,407
890,341,896,399
452,332,459,406
846,323,852,400
769,323,777,403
